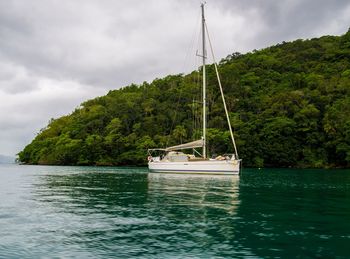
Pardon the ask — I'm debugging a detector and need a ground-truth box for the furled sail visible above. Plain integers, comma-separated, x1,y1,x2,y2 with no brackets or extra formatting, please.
165,139,204,151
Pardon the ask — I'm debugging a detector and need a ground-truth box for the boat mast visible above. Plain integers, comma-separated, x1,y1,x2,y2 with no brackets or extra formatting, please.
201,3,207,159
204,21,239,160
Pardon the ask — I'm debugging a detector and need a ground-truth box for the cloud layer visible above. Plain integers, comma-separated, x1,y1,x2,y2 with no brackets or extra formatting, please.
0,0,349,156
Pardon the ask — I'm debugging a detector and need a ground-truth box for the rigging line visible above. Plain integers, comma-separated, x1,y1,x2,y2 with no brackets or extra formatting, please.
193,11,205,143
194,35,202,141
164,11,200,148
190,7,204,143
165,84,184,148
165,10,202,148
190,11,202,142
193,27,202,141
181,10,202,73
205,21,239,159
192,98,195,141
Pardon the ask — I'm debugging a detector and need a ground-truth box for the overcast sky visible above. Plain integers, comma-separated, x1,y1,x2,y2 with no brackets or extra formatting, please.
0,0,349,157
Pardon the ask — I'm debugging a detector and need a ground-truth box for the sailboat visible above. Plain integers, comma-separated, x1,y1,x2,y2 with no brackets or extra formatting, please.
148,4,241,175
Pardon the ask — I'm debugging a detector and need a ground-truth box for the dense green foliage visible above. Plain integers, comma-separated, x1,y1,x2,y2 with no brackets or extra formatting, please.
19,30,350,168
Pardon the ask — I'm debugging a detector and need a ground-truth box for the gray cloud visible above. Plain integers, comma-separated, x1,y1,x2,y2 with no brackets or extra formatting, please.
0,0,349,156
0,62,39,94
0,0,201,88
216,0,350,49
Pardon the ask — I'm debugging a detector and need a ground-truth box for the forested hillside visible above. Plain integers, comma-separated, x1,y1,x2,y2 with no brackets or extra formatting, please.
19,30,350,168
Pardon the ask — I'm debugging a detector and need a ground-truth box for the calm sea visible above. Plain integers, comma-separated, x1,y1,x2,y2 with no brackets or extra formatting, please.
0,164,350,258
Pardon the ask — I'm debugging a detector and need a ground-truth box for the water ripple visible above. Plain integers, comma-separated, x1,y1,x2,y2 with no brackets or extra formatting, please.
0,165,350,258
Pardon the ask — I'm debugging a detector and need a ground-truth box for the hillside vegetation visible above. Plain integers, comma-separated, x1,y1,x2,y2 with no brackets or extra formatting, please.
19,30,350,168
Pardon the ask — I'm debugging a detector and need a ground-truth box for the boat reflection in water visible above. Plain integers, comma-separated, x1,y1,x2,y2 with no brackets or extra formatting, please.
147,173,240,216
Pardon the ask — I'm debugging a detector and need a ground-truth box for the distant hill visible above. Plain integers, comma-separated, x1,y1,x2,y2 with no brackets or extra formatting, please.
0,155,15,164
18,30,350,168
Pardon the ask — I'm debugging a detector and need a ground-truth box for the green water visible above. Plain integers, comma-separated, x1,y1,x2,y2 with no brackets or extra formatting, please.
1,164,350,258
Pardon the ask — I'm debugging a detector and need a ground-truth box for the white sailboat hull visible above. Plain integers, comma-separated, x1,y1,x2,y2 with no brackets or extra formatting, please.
148,159,240,175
